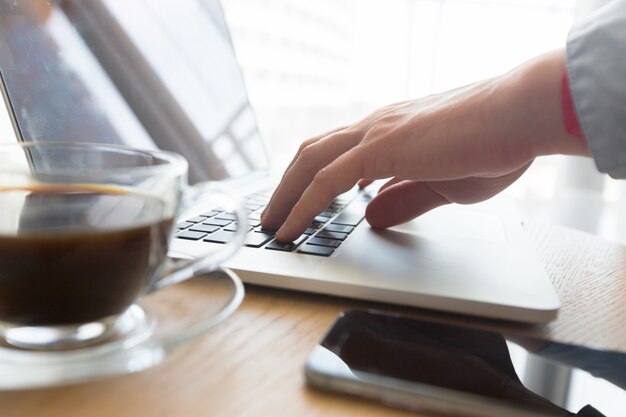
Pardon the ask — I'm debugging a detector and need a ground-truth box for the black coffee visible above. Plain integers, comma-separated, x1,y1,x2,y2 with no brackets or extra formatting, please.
0,185,173,326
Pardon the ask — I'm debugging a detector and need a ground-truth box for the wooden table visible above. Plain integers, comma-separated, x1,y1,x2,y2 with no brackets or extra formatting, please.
2,222,625,417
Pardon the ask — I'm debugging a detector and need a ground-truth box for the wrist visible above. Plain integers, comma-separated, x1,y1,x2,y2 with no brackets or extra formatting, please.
497,50,590,158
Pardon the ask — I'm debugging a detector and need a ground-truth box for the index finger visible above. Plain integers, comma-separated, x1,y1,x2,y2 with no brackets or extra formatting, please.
261,129,359,231
261,126,348,219
275,146,368,242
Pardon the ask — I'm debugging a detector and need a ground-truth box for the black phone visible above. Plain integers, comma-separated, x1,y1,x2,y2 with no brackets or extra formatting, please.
305,310,622,417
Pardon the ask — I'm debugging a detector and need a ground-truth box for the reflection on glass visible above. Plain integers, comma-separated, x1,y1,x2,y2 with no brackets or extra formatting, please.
320,311,625,417
0,0,269,183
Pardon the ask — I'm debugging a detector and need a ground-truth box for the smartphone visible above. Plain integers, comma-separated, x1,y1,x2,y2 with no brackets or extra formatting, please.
305,310,584,417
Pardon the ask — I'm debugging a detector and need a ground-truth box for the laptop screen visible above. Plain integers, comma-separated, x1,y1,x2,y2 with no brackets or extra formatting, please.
0,0,269,184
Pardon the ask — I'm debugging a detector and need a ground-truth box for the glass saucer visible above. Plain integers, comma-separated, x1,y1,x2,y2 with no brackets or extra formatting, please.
0,267,244,390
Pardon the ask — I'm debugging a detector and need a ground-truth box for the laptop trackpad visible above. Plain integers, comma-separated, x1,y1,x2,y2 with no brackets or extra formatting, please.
317,211,555,311
389,205,507,243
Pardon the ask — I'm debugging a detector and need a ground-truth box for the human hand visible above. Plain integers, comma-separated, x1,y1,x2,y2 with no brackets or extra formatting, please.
261,50,589,242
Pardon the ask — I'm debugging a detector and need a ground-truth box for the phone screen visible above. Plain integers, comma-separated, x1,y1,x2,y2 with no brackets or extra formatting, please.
305,310,624,417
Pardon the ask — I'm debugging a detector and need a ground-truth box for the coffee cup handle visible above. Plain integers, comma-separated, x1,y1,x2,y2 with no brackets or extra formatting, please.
147,183,248,293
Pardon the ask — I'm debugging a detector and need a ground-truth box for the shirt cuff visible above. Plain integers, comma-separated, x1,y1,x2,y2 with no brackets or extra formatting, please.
566,0,626,179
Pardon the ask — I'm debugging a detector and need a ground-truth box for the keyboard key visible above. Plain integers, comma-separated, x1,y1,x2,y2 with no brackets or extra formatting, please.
175,230,208,240
189,224,220,234
298,244,334,257
265,235,307,252
176,222,194,230
203,218,232,227
317,210,335,218
307,237,341,248
334,197,351,205
224,223,253,233
201,209,222,217
303,227,317,235
314,215,329,224
316,230,348,241
203,230,237,244
187,216,208,223
245,232,274,248
255,227,276,235
249,212,263,221
310,221,325,230
323,224,354,234
329,202,345,210
247,197,268,205
215,213,237,221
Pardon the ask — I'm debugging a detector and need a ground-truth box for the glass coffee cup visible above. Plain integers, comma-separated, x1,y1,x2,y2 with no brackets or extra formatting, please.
0,142,247,350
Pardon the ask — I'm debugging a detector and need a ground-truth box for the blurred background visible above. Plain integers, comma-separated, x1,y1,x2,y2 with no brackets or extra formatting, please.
221,0,626,249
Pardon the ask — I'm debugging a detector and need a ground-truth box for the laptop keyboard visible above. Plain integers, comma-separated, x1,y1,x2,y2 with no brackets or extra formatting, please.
174,188,370,257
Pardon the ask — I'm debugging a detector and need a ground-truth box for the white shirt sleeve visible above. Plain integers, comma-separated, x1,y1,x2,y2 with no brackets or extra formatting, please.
567,0,626,179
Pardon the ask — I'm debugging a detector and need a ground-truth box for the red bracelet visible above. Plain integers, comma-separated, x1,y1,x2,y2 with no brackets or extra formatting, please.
561,69,585,142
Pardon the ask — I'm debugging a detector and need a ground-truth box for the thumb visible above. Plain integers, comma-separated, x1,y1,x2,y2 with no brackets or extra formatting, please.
365,180,450,229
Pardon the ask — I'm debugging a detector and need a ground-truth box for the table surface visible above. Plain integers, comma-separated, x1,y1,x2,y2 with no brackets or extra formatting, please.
2,221,625,417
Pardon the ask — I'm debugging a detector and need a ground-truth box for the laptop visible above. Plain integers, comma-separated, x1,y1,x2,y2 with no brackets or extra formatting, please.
0,0,559,323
